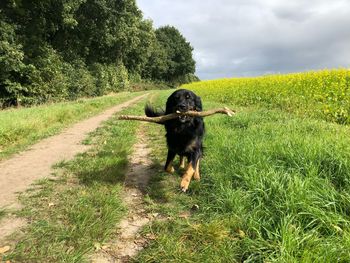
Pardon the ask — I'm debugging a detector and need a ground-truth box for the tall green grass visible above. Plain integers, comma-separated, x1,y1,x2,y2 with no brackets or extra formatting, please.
183,69,350,124
0,92,145,160
137,90,350,262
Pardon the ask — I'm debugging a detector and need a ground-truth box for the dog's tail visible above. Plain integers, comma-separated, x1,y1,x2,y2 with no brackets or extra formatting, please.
145,103,165,119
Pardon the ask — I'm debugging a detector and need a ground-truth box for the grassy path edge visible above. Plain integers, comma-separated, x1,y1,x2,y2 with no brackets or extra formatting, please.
0,91,148,161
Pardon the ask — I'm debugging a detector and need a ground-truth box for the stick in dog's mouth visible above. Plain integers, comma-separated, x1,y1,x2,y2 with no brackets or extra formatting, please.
117,107,236,124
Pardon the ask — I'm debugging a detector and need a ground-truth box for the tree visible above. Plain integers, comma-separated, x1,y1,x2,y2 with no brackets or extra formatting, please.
0,1,198,106
153,26,196,83
123,19,155,75
0,15,31,106
141,36,168,80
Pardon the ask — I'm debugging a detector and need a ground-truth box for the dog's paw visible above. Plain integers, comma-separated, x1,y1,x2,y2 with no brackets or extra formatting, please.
180,178,190,192
165,166,175,174
193,172,200,181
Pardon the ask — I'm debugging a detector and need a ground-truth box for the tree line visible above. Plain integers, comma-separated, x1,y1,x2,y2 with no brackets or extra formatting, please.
0,0,198,107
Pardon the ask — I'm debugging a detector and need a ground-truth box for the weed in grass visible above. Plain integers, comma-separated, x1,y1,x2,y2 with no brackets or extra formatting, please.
81,137,93,145
0,209,6,220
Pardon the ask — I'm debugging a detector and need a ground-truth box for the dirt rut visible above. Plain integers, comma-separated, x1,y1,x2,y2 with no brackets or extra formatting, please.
0,93,148,239
91,124,154,263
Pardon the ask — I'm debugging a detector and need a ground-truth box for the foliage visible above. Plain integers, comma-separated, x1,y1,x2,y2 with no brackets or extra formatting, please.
151,26,196,83
0,0,196,107
183,69,350,124
23,46,70,104
90,63,129,96
64,60,96,100
141,35,169,80
0,16,31,106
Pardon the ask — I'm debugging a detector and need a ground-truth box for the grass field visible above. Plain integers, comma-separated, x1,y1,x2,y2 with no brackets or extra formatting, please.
3,100,146,262
183,69,350,124
135,75,350,262
0,91,145,160
2,69,350,262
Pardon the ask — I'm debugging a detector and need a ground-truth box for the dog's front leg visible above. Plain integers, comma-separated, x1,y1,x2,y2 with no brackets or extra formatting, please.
180,152,201,191
180,162,195,192
165,150,176,174
193,159,200,181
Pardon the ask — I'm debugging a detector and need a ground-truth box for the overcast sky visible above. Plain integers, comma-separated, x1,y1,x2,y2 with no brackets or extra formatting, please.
137,0,350,80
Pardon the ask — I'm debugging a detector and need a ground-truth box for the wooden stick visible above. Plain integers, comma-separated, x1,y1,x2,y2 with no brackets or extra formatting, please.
117,107,235,124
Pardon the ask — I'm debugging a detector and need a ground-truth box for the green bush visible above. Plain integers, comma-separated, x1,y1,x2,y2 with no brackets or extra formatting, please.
64,60,95,100
24,46,69,104
91,63,129,96
0,0,196,107
0,18,30,107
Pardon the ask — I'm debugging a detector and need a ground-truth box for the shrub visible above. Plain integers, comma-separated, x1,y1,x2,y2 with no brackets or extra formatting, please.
0,19,30,107
64,60,95,100
91,63,129,96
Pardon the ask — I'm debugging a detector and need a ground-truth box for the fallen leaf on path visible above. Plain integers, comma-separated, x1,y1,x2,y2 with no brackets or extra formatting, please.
131,215,139,221
134,239,146,245
145,233,157,240
94,242,101,251
152,213,159,218
0,245,10,254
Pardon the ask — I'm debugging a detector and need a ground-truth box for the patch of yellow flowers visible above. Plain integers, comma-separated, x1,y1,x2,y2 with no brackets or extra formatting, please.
183,69,350,124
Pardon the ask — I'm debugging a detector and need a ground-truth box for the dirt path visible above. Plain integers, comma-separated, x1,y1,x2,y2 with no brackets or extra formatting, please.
90,124,155,263
0,93,148,239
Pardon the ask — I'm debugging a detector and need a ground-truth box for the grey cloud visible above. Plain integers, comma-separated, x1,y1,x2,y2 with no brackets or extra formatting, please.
137,0,350,79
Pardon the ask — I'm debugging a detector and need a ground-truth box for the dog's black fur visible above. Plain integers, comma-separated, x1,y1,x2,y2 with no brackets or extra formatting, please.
145,89,205,182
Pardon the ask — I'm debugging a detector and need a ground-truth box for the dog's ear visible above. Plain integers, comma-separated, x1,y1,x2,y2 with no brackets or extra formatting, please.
194,96,203,111
165,97,175,114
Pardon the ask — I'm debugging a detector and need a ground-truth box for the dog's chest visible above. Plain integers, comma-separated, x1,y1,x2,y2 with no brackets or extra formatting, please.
184,139,197,152
166,131,198,153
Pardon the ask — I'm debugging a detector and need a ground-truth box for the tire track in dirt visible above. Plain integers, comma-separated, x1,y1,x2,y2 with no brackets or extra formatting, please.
0,93,148,240
90,123,156,263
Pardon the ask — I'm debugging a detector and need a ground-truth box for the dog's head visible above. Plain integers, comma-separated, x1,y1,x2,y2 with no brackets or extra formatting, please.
166,89,202,123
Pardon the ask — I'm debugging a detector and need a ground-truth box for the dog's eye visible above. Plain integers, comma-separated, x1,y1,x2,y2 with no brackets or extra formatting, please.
186,95,190,99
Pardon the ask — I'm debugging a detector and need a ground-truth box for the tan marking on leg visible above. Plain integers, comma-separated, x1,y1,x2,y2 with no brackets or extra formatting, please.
193,159,200,181
165,162,175,174
180,163,195,192
179,156,186,169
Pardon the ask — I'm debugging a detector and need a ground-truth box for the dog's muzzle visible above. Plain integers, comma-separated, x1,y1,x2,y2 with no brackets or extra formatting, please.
178,115,189,123
176,105,194,123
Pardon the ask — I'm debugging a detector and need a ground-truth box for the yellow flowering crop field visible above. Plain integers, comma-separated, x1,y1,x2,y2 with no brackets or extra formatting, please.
183,69,350,124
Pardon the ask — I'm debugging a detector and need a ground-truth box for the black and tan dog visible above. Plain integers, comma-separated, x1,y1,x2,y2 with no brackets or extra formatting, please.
145,89,205,192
